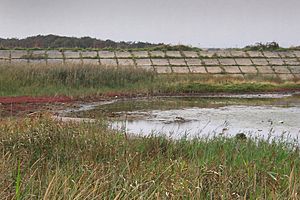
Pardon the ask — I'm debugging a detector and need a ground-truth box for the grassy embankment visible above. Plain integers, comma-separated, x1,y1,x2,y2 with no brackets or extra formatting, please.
0,116,299,199
0,64,300,97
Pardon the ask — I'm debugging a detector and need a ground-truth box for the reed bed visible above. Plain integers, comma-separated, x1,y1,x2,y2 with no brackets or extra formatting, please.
0,63,299,97
0,116,299,199
0,64,155,96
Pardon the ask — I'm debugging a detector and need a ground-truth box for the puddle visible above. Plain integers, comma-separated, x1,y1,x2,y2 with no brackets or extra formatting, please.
63,93,300,140
111,106,300,140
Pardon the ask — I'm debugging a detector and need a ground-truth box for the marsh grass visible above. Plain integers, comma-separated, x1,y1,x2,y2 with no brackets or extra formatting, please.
15,160,21,200
0,63,299,97
0,116,300,199
0,64,155,96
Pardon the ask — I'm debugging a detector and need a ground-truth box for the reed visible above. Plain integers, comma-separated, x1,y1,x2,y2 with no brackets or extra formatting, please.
0,63,299,97
0,64,154,96
0,116,299,199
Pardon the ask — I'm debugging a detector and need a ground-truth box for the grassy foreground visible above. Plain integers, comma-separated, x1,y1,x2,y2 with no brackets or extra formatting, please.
0,64,300,97
0,116,300,199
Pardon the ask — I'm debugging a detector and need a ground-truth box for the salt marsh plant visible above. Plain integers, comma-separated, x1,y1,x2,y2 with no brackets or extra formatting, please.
0,64,155,96
0,63,299,97
0,116,299,199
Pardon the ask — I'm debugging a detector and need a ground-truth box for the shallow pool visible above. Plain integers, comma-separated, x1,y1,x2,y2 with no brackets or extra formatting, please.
64,93,300,140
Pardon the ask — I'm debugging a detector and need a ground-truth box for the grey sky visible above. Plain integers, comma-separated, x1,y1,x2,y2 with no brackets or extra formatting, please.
0,0,299,48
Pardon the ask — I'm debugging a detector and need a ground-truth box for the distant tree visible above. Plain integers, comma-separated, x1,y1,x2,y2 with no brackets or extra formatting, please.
244,42,281,51
0,34,200,50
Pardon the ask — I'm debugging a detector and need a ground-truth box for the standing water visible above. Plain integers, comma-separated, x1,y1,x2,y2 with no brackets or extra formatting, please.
65,93,300,140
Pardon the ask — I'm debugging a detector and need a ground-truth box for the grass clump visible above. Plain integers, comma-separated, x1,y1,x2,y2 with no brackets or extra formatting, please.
0,64,299,97
153,74,300,94
0,64,155,96
0,116,299,199
163,82,282,93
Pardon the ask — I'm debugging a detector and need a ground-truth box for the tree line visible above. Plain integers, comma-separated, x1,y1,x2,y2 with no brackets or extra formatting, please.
0,35,164,49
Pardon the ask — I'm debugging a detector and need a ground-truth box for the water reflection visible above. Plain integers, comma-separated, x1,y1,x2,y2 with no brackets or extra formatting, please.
111,106,300,140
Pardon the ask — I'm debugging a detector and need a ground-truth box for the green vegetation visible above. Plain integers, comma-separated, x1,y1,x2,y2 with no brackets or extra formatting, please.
163,81,300,93
243,42,300,51
0,64,299,97
0,116,299,199
244,42,281,51
1,59,300,199
0,64,155,96
2,35,300,51
0,35,200,51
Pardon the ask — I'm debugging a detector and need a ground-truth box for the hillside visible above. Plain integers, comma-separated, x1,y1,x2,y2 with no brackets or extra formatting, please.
0,35,198,50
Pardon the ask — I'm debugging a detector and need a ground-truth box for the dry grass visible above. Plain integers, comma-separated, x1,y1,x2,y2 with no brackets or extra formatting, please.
0,63,300,97
0,63,155,96
0,115,300,199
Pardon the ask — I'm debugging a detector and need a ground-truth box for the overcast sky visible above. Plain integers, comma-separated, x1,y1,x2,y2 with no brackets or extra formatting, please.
0,0,299,48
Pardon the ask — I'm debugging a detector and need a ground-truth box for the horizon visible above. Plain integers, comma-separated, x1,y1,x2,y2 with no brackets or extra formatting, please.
0,34,297,49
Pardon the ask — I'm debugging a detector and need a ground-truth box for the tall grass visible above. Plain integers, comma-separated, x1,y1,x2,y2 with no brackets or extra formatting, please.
0,64,155,96
15,160,21,200
0,63,299,97
0,116,299,199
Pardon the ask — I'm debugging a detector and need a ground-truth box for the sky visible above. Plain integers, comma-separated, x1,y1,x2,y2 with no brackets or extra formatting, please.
0,0,299,48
